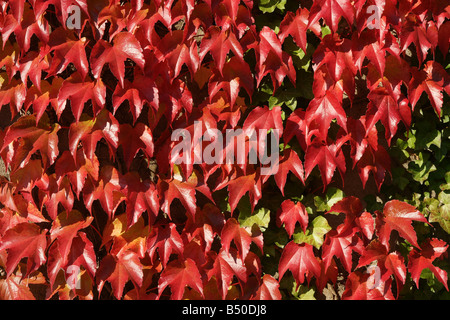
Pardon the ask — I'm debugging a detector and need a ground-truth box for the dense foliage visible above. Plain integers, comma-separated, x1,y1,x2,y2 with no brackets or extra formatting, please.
0,0,449,300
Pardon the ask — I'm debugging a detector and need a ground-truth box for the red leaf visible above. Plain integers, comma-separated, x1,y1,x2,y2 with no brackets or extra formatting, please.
347,116,378,166
273,149,305,195
223,170,262,214
97,166,126,219
0,79,27,117
46,27,89,79
68,109,119,160
376,200,429,250
118,123,154,170
112,80,144,124
2,114,59,171
408,238,449,291
39,174,75,220
0,275,36,300
352,30,387,75
0,223,47,277
221,218,253,259
207,248,247,299
243,105,284,137
97,249,144,300
341,271,395,300
257,26,296,90
317,259,338,292
278,241,321,286
18,49,49,91
158,258,204,300
157,31,199,80
284,109,318,150
365,87,409,144
90,32,145,88
49,210,93,266
328,196,374,240
46,231,97,289
400,16,433,65
279,8,321,52
357,145,391,190
277,199,308,237
0,183,19,214
10,4,50,54
308,0,355,33
66,232,97,282
304,136,347,188
146,223,184,268
25,78,62,125
10,159,43,193
57,73,107,122
322,228,364,273
185,203,225,239
122,173,159,227
437,21,450,58
305,90,347,139
329,196,363,218
199,26,244,76
312,34,357,83
208,56,254,107
409,61,450,116
251,274,281,300
55,149,99,198
159,170,212,219
357,240,407,297
357,211,375,241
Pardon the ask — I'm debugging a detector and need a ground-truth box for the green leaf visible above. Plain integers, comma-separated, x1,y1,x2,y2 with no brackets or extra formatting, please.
429,204,450,234
423,197,441,216
408,153,436,183
268,92,297,111
238,206,271,231
283,38,314,71
259,0,286,13
292,285,316,300
314,188,344,212
441,173,450,191
391,167,410,191
438,191,450,205
293,216,331,249
321,26,332,38
264,227,289,249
